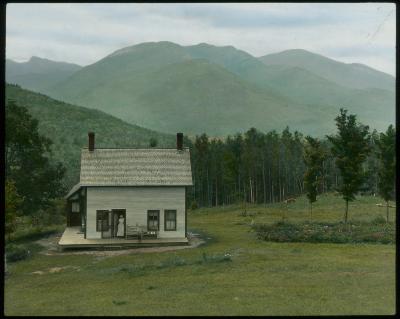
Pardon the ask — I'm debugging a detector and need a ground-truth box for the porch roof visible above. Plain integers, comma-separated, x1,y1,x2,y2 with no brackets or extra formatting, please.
65,183,82,199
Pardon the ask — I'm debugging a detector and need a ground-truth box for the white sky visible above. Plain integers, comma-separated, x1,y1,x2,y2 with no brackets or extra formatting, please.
6,3,396,76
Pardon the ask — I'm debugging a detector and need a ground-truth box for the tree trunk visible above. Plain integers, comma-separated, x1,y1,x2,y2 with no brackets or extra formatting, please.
344,200,349,223
215,179,218,207
386,200,389,222
270,182,273,203
263,162,266,207
310,202,313,221
249,178,253,204
206,168,210,207
322,161,325,193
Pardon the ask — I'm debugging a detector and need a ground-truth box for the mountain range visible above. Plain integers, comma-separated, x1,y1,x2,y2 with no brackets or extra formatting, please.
6,56,82,93
6,41,395,137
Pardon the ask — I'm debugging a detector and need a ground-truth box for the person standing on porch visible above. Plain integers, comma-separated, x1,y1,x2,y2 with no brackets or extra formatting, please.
117,215,124,237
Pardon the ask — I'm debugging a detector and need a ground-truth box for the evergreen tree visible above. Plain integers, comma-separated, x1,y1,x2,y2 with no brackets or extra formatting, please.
303,136,326,219
5,100,66,217
5,179,22,241
362,129,380,195
376,125,396,222
149,137,158,147
327,108,370,223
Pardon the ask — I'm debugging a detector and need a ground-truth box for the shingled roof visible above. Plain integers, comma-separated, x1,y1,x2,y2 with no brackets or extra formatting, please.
66,147,192,198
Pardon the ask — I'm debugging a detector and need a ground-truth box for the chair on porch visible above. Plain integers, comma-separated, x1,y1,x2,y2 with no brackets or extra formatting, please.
125,224,158,240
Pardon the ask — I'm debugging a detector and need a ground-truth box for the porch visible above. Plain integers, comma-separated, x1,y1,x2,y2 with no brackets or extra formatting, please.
58,227,189,250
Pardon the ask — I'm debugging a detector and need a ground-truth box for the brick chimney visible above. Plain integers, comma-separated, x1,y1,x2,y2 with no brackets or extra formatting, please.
88,132,95,151
177,133,183,151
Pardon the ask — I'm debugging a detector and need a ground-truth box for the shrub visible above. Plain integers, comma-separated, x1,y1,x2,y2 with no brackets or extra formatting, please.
190,200,198,210
371,215,387,225
34,199,66,226
252,220,395,244
6,244,30,262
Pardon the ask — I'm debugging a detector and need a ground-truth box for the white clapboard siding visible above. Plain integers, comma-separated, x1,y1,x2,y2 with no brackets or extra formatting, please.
86,186,185,239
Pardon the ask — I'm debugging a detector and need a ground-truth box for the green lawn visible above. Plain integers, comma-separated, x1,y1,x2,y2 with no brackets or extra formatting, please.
5,193,395,315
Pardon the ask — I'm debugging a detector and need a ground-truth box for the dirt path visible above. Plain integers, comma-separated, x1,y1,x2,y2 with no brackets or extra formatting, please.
36,232,206,258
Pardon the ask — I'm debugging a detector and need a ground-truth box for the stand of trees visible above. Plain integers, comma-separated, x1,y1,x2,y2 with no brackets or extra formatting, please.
5,100,66,237
188,111,395,216
189,126,336,208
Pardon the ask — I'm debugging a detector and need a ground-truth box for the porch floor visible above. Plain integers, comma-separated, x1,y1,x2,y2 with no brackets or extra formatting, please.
58,227,189,250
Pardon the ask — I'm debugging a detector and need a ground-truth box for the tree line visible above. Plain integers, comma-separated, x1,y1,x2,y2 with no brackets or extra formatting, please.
188,108,396,222
5,100,66,239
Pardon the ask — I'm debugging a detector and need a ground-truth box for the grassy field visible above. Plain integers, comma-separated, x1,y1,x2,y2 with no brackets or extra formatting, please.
5,193,396,315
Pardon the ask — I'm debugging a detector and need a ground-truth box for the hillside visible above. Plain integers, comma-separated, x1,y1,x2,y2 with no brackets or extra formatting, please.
5,84,176,189
259,49,395,92
16,42,395,136
47,53,335,136
6,57,82,93
184,44,395,127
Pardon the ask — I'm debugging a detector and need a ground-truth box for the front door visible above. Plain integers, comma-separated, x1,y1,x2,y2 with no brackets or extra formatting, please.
112,209,126,238
69,201,81,226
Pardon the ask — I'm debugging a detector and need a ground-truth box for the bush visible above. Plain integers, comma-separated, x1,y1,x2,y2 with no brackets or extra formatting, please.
10,225,62,244
6,244,30,262
34,199,66,226
252,220,395,244
371,215,387,225
190,200,198,210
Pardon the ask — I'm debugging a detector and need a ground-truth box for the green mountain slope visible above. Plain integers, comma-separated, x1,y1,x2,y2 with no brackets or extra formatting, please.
36,42,395,136
259,49,395,92
5,83,175,189
47,52,337,136
185,44,395,124
6,56,82,93
259,64,395,125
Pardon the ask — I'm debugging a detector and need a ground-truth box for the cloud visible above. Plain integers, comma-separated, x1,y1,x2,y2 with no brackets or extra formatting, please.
5,3,396,75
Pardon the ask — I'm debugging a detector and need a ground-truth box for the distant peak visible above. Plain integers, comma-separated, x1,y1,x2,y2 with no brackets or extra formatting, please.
275,49,321,56
107,41,183,58
29,56,45,61
137,41,181,48
190,42,236,50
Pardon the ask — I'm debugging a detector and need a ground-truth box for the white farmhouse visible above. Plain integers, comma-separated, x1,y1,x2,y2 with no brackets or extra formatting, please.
59,132,192,249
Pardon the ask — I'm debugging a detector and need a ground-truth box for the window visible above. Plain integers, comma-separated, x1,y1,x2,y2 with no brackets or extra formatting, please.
147,210,159,231
96,210,109,232
71,202,80,213
164,210,177,231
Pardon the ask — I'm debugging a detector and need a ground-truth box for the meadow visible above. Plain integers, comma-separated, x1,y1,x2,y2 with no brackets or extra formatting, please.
4,193,395,315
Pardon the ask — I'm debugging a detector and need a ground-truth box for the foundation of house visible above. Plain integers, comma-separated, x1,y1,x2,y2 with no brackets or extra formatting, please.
58,227,189,251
